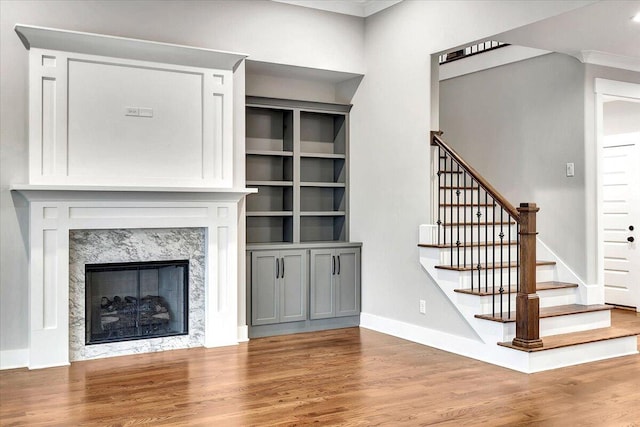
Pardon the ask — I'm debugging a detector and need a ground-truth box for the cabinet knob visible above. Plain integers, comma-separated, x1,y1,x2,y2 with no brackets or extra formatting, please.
630,225,635,231
628,236,635,243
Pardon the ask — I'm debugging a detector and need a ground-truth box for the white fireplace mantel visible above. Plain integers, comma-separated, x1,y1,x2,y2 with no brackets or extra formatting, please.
14,25,254,369
13,186,255,369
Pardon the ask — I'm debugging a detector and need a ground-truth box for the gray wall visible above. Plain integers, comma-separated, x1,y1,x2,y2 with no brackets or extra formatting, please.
440,53,587,279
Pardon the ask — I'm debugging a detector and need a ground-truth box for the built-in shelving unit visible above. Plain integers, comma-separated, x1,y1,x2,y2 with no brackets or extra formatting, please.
245,97,352,245
245,97,361,338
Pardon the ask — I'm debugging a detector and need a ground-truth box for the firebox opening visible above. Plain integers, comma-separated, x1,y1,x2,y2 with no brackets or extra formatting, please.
85,260,189,345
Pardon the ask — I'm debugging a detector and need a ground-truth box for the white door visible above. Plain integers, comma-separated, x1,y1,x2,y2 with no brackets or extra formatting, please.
602,132,640,311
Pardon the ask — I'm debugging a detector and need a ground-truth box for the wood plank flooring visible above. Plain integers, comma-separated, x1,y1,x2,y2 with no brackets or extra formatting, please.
1,309,639,426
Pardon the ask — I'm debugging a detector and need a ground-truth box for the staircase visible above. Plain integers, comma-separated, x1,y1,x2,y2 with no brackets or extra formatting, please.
417,132,638,373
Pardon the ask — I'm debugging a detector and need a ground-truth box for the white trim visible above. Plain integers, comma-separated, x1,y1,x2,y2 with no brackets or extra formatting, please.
579,51,640,73
271,0,402,18
14,189,247,369
14,24,247,70
237,325,249,342
360,312,638,373
594,79,640,309
0,349,29,370
595,79,640,99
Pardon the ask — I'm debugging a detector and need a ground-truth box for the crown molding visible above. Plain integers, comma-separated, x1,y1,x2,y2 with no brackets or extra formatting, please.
578,50,640,73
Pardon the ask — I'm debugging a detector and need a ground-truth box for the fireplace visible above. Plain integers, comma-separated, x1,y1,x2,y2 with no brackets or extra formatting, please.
85,260,189,345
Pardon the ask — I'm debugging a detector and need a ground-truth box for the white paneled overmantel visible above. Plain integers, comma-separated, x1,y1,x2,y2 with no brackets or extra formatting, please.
13,25,255,369
13,187,255,369
15,24,247,188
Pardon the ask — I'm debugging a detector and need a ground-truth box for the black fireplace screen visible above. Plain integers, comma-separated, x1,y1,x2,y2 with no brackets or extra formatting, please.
85,260,189,345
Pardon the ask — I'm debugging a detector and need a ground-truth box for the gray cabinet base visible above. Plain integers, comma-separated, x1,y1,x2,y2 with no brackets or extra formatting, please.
248,315,360,339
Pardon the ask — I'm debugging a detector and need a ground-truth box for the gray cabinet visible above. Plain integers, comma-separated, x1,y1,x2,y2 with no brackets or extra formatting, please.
310,247,361,319
251,249,307,325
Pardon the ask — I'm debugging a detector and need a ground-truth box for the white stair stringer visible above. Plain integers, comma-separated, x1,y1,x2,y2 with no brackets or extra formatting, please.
411,224,638,373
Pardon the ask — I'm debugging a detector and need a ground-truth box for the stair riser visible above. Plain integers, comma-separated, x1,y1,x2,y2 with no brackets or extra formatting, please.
437,225,517,244
438,245,518,265
439,265,556,288
477,310,611,342
539,310,611,338
456,288,578,315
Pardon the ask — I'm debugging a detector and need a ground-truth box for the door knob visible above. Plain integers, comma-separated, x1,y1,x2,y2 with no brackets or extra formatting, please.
630,225,635,231
628,236,635,243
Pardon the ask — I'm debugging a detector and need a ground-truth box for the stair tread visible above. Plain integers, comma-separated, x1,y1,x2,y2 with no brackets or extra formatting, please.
454,281,578,296
435,260,555,271
419,240,518,249
475,303,612,323
497,322,640,352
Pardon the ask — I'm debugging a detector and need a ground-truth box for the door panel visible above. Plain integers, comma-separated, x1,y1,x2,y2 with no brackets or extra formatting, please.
335,249,360,317
310,250,334,319
251,251,279,325
280,250,307,323
602,135,639,310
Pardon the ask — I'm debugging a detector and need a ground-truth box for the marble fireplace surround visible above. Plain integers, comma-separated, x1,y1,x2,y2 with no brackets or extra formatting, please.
13,186,253,369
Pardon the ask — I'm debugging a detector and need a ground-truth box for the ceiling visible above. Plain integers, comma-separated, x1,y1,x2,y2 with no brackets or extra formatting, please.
497,0,640,70
274,0,640,71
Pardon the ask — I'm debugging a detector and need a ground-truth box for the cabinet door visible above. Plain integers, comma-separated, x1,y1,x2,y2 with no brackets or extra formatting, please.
280,250,308,323
335,248,360,317
310,249,335,319
251,251,279,325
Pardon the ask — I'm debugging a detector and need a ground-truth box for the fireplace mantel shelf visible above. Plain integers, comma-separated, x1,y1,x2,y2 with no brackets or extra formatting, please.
11,184,257,202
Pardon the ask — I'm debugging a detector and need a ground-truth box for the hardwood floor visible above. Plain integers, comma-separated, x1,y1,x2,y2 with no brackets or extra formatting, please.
1,309,639,426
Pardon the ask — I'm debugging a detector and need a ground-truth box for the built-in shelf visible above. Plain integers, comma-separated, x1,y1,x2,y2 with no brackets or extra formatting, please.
300,152,346,159
247,150,294,157
300,182,346,188
300,211,346,216
247,211,294,217
247,181,294,187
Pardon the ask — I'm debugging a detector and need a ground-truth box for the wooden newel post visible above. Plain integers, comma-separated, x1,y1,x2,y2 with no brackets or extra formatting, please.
512,202,543,349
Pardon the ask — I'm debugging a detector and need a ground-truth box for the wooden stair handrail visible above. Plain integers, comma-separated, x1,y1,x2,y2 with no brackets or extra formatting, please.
431,131,520,221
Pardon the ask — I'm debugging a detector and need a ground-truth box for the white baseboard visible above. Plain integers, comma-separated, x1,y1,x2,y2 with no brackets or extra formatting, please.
0,348,28,370
359,312,530,372
237,325,249,342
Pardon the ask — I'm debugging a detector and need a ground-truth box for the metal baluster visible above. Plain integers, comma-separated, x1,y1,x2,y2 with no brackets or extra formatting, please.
517,223,520,293
476,182,481,292
485,191,488,292
470,178,474,291
508,214,512,317
450,157,454,266
463,172,467,267
437,146,442,245
492,201,496,317
499,209,504,317
456,162,461,268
